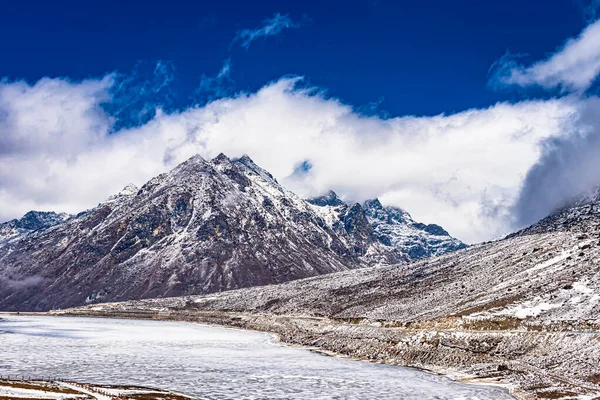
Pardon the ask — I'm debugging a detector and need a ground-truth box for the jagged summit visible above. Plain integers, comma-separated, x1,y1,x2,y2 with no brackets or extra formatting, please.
212,152,231,163
232,154,260,171
363,198,384,209
170,153,211,176
307,193,466,260
234,154,255,164
306,190,345,207
363,198,411,223
120,183,139,195
187,153,208,163
232,154,279,183
105,183,139,204
362,198,464,259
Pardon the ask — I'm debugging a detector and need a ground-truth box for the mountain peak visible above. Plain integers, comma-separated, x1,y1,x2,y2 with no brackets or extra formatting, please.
120,183,138,196
212,153,231,164
176,154,209,169
169,154,212,178
306,190,345,207
105,183,139,204
189,153,206,162
232,154,279,185
512,184,600,237
363,198,383,210
234,154,256,166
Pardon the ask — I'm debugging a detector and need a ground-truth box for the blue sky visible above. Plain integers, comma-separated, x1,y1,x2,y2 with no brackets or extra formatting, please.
0,0,595,118
2,0,600,243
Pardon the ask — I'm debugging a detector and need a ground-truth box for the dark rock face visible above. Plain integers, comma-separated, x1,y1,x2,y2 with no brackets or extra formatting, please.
12,211,67,231
0,154,465,311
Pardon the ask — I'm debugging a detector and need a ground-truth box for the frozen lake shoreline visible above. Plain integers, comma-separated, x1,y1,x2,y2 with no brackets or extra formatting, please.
0,314,514,399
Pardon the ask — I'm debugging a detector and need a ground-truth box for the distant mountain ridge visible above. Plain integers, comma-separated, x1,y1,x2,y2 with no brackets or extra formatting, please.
0,211,70,243
307,192,466,260
0,154,464,311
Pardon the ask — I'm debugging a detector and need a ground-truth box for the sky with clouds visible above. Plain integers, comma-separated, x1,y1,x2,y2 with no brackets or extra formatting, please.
1,0,600,244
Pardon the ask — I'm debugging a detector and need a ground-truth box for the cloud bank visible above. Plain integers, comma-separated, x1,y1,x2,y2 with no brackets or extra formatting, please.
0,73,588,243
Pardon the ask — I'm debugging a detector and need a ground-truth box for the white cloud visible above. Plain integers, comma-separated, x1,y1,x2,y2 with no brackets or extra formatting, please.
233,13,298,49
0,75,588,243
492,19,600,92
513,95,600,227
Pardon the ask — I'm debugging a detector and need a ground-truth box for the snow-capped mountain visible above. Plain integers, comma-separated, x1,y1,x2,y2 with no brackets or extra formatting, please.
0,211,70,243
307,192,466,260
363,199,467,259
0,154,463,311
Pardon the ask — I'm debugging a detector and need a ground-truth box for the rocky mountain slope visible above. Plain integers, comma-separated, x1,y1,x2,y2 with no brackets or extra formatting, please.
69,189,600,399
0,154,462,311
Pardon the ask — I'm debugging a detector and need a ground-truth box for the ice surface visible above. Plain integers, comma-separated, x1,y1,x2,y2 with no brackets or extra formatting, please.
0,315,513,399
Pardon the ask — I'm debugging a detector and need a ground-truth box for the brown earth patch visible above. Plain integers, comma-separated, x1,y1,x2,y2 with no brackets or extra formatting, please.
535,390,578,399
588,374,600,384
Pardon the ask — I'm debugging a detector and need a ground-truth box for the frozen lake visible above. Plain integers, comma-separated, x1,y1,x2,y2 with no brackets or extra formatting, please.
0,315,513,399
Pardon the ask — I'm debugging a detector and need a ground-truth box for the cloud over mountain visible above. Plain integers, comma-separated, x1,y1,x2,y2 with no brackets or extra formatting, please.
1,72,589,243
4,15,600,244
